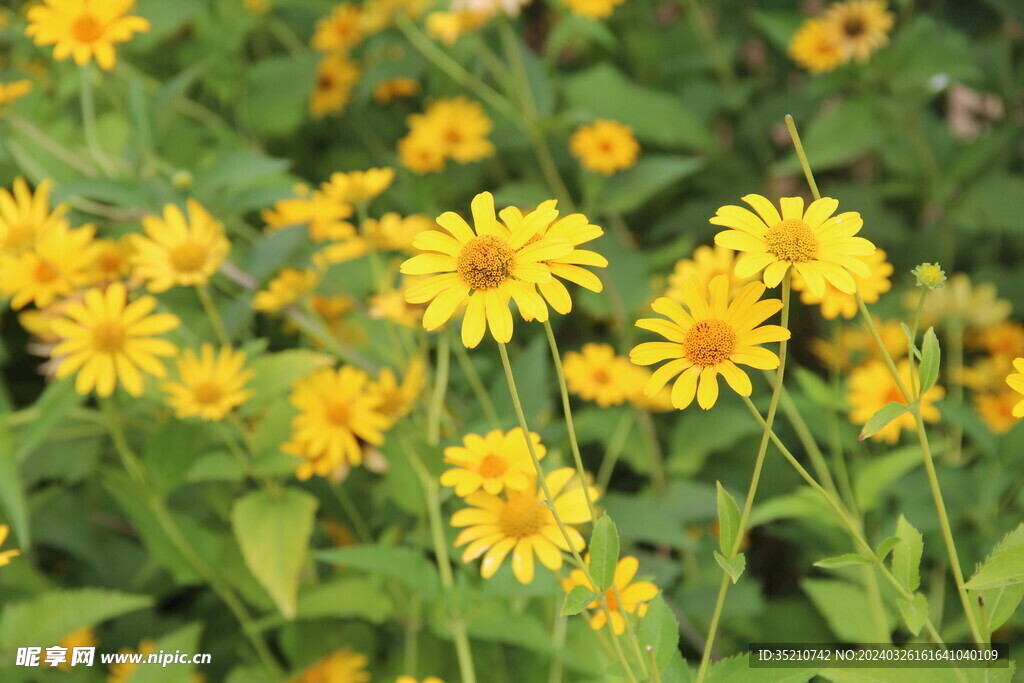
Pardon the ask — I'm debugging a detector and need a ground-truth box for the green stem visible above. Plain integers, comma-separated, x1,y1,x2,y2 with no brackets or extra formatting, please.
79,66,117,177
696,274,791,683
428,331,451,446
6,115,99,177
287,304,376,373
453,341,502,430
776,380,839,500
330,485,374,544
597,411,635,492
647,645,664,683
196,284,230,346
635,409,667,496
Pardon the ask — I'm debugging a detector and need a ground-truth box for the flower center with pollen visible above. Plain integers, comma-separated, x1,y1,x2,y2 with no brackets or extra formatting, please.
499,493,547,538
325,401,351,426
478,454,508,480
71,14,104,42
843,16,867,37
34,262,58,283
457,235,513,290
169,240,208,273
765,219,818,263
192,380,223,405
91,321,125,353
683,319,737,367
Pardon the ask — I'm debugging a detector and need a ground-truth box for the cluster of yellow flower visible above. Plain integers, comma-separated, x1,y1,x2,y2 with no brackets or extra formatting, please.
398,97,497,174
569,119,640,176
789,0,894,74
562,343,672,410
23,0,150,71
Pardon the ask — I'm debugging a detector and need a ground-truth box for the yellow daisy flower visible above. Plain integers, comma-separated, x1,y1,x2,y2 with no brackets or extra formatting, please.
398,97,495,171
810,316,906,371
369,284,425,328
310,53,361,119
440,427,546,497
974,389,1022,435
0,525,20,567
825,0,894,62
25,0,150,71
400,192,571,348
50,282,180,397
562,343,634,407
1005,358,1024,421
452,467,598,584
294,648,370,683
363,213,436,253
630,275,790,410
313,236,369,269
163,344,254,421
132,200,230,293
253,268,320,313
666,244,755,301
788,18,845,74
625,364,674,412
562,0,625,20
973,322,1024,360
282,366,389,479
424,8,492,45
57,628,96,671
913,273,1011,331
0,80,33,117
88,235,134,283
561,555,659,634
307,294,363,344
373,77,420,105
262,187,356,243
711,194,875,297
795,247,893,319
498,201,607,316
570,119,640,176
311,3,364,52
0,224,96,309
398,129,449,174
369,357,426,427
320,167,395,204
848,360,944,443
0,177,69,254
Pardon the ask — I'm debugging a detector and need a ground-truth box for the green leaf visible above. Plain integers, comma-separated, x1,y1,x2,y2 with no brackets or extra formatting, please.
561,585,599,616
315,545,441,600
295,578,392,623
853,445,923,512
975,525,1024,631
131,622,203,683
243,350,334,416
814,554,872,570
0,420,29,551
918,328,940,393
714,551,745,584
240,53,319,137
465,604,552,653
965,544,1024,591
232,488,318,618
589,516,620,591
858,402,910,441
637,595,677,674
875,535,902,563
596,155,704,213
0,589,151,655
892,516,924,592
802,578,893,643
897,593,929,636
13,378,83,463
716,481,742,555
779,97,883,173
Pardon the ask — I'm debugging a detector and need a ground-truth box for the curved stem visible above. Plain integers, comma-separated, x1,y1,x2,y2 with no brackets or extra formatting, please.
79,66,117,177
196,284,230,346
428,331,451,446
452,341,501,430
635,410,667,495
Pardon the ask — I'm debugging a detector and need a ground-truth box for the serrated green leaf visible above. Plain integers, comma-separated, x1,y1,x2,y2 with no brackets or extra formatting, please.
859,402,910,441
716,481,742,555
892,516,924,592
561,585,599,616
897,593,929,636
814,554,872,569
965,544,1024,590
589,516,620,591
638,595,677,674
875,535,902,563
803,578,894,643
919,328,940,393
232,488,318,618
714,550,745,583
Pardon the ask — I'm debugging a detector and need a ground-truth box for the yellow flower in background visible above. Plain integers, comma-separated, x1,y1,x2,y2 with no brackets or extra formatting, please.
810,316,906,371
1005,358,1024,420
310,53,361,119
253,268,320,313
88,235,134,283
307,294,362,344
51,283,180,397
562,343,634,407
400,192,571,348
369,357,426,427
712,194,875,297
973,322,1024,360
826,0,894,62
396,677,444,683
441,427,545,497
570,120,639,176
163,344,254,421
132,200,230,293
294,648,371,683
666,244,755,301
561,555,659,634
795,248,893,319
56,628,96,671
363,213,436,253
562,0,625,20
625,364,674,412
361,0,431,32
373,77,420,105
0,178,69,254
452,467,598,584
789,18,845,74
398,129,448,174
0,525,20,567
321,167,395,204
425,8,492,45
311,3,364,52
398,97,495,173
244,0,270,14
313,236,369,269
974,389,1022,435
262,187,356,243
0,224,96,309
107,639,157,683
369,285,425,328
25,0,150,71
0,80,32,116
283,366,389,479
848,360,944,443
498,202,607,316
630,275,789,410
913,273,1011,331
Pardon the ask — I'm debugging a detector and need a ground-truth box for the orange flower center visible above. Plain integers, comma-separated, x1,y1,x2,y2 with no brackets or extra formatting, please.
71,14,104,43
91,320,125,353
499,493,547,539
603,588,620,611
478,454,508,480
592,367,611,384
34,261,58,283
884,386,905,405
192,380,224,405
326,401,351,426
100,252,124,274
457,235,513,290
683,318,736,367
765,218,818,263
843,16,867,38
443,127,464,145
169,240,208,273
